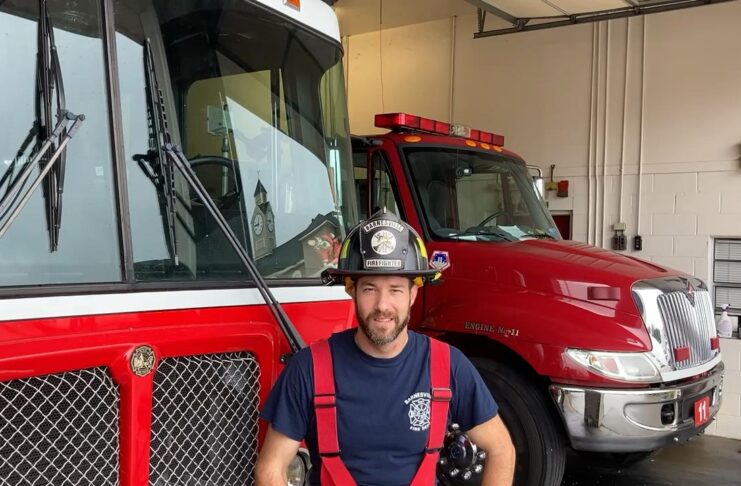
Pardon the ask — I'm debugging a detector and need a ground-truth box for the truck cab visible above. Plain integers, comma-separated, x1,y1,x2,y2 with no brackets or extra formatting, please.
352,113,724,486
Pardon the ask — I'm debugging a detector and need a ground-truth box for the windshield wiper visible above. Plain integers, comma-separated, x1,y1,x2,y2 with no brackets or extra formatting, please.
135,38,305,353
460,227,517,241
0,0,84,245
522,232,556,240
133,40,179,266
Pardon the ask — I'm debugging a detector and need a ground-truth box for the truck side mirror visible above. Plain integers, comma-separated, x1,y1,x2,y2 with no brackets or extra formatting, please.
527,166,545,199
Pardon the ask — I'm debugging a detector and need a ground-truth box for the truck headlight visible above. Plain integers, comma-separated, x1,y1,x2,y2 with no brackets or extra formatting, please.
566,349,661,383
287,448,310,486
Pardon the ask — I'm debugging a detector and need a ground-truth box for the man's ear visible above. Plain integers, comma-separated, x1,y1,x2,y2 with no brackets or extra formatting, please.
409,283,419,305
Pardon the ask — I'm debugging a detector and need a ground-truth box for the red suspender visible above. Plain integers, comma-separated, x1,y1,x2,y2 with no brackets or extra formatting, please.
410,337,451,486
311,340,357,486
311,337,451,486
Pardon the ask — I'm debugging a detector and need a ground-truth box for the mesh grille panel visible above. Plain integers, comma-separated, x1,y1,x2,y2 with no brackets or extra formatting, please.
149,353,260,486
0,368,120,485
657,290,715,369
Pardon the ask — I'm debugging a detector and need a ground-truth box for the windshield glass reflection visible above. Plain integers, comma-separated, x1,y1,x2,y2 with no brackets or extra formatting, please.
404,147,559,242
116,0,357,281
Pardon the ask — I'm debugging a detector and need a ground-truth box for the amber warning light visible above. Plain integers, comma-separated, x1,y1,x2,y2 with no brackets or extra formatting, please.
374,113,504,146
283,0,301,10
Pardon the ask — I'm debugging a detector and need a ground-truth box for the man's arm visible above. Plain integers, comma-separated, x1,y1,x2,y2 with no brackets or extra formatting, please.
466,415,515,486
255,425,302,486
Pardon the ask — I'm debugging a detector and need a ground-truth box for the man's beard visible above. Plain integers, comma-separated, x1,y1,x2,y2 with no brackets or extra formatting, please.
356,306,410,346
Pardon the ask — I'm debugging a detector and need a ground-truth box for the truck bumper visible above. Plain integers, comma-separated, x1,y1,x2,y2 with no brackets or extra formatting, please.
549,362,724,452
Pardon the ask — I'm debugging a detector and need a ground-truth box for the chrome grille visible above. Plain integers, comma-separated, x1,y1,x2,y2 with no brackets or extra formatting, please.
0,368,120,485
149,352,260,486
657,290,715,369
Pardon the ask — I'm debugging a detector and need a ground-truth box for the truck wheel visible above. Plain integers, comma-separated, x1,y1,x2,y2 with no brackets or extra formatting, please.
471,359,566,486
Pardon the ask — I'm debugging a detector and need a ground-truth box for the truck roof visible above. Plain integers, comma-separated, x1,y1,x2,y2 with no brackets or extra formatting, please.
352,131,526,164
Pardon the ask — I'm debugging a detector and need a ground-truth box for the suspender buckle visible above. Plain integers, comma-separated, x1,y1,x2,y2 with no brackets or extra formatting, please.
431,387,452,401
314,393,336,408
319,450,341,458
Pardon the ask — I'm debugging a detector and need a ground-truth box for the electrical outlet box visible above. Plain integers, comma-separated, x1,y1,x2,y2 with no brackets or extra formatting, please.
613,222,626,231
612,233,627,251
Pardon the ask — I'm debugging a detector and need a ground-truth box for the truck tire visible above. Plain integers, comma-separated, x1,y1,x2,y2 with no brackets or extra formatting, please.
471,359,566,486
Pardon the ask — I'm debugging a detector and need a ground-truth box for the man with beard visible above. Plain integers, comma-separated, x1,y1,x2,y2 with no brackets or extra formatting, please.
256,210,515,486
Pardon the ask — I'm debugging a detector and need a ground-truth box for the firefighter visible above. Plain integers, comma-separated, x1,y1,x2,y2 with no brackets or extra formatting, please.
255,210,515,486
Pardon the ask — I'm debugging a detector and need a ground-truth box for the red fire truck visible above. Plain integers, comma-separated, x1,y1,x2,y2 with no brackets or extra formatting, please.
0,0,356,484
352,113,724,486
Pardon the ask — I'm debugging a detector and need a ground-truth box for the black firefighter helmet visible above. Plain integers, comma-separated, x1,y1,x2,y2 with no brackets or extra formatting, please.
321,209,440,288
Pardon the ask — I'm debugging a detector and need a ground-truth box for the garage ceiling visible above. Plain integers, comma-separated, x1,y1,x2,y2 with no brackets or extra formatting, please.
334,0,472,37
469,0,737,37
334,0,737,37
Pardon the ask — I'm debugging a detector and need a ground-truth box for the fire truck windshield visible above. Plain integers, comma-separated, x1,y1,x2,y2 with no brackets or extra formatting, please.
404,147,560,242
0,0,357,287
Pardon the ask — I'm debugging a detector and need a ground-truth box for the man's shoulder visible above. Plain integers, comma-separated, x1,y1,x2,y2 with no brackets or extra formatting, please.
281,345,313,376
414,332,466,361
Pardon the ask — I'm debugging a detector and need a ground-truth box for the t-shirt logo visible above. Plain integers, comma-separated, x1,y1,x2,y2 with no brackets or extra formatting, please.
404,392,431,432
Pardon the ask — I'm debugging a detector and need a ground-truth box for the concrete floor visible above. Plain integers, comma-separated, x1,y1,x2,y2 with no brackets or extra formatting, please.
561,435,741,486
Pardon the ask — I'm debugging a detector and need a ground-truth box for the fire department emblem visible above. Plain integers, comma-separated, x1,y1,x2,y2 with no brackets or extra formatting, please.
130,345,156,376
405,392,431,432
430,250,450,271
370,230,396,255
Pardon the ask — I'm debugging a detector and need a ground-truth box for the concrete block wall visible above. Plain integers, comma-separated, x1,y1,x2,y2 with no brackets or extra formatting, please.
545,169,741,283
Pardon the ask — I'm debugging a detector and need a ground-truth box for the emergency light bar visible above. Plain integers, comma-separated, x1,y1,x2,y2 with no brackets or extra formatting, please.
374,112,505,146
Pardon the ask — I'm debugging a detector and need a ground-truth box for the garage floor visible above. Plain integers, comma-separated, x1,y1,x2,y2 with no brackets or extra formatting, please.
561,435,741,485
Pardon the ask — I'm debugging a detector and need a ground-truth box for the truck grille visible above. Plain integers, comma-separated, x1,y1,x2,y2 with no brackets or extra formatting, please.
657,290,715,370
0,368,120,485
149,352,261,486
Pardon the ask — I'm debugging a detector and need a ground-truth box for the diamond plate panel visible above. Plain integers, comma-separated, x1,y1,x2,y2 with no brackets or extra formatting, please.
149,353,260,486
0,368,120,485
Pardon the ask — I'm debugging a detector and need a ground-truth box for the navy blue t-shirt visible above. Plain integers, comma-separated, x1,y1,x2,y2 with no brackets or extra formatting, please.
260,330,498,486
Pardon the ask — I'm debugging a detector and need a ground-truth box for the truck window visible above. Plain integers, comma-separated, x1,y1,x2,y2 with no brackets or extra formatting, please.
115,0,357,281
404,147,559,241
0,1,120,286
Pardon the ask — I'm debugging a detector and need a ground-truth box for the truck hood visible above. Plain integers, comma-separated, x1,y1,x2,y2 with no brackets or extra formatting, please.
520,239,671,279
446,238,687,320
495,239,676,313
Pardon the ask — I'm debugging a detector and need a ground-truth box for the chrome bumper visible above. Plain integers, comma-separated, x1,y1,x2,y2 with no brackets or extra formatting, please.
549,362,724,452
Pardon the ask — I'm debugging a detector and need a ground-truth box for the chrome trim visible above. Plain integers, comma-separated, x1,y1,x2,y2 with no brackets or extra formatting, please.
632,276,721,381
660,354,722,383
550,363,724,452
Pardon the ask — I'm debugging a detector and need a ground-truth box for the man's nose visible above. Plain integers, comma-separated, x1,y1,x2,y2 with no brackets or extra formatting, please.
375,290,394,313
